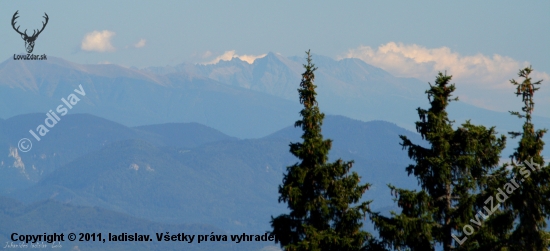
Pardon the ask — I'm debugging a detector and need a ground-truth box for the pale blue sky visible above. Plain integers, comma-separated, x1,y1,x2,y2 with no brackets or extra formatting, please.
1,1,549,116
0,1,547,68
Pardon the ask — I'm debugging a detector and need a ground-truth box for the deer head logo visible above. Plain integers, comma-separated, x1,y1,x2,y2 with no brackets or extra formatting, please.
11,11,49,53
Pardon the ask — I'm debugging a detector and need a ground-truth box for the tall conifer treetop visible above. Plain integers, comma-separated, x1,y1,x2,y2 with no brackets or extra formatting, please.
371,72,506,251
503,66,550,250
271,50,373,251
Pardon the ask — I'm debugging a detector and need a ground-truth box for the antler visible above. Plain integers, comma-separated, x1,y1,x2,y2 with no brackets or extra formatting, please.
11,10,27,37
31,13,49,38
12,11,48,53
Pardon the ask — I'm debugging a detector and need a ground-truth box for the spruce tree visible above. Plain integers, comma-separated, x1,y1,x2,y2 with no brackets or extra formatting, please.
502,66,550,250
459,163,514,251
271,50,372,251
370,72,506,251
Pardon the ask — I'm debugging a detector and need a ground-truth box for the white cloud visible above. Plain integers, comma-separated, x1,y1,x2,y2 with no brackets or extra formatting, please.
340,42,549,114
203,50,266,64
206,50,236,64
238,54,267,64
134,39,146,48
339,42,549,89
81,30,116,52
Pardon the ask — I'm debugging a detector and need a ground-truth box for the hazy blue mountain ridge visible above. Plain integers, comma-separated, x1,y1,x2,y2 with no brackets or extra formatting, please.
2,54,549,144
0,114,237,194
0,57,301,138
2,113,421,234
156,53,550,157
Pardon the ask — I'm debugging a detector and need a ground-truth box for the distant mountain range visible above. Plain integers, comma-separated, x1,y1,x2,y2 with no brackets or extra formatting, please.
0,57,300,139
145,53,550,142
1,113,422,236
1,54,549,250
1,54,548,142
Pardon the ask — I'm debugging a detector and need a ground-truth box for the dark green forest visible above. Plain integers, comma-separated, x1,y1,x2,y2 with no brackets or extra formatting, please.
271,52,550,251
